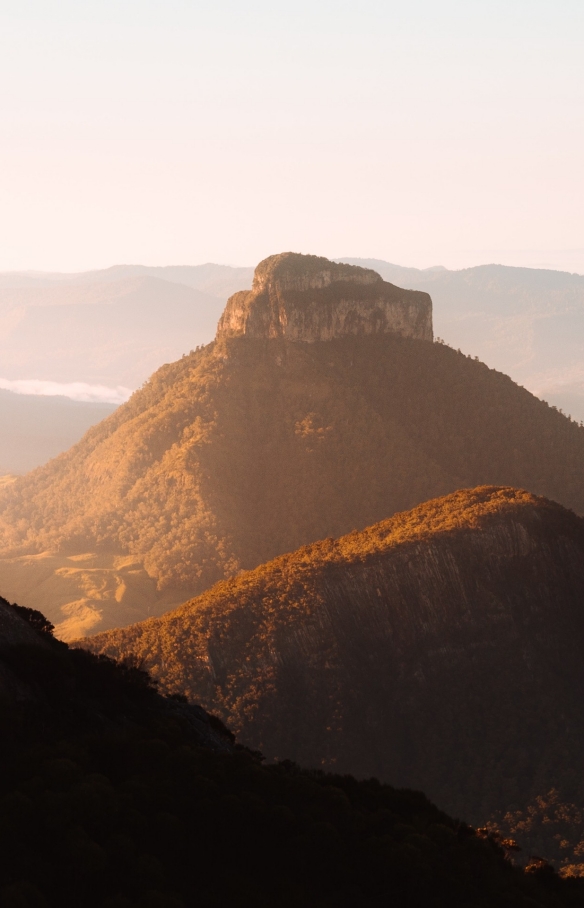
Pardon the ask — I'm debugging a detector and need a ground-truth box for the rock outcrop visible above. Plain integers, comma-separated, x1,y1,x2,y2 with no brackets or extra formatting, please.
216,252,433,342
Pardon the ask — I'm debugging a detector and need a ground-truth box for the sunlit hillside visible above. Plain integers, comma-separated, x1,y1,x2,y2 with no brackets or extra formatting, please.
84,486,584,867
0,293,583,638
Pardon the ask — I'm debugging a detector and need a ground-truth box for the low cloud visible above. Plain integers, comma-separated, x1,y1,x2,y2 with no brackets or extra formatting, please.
0,378,133,405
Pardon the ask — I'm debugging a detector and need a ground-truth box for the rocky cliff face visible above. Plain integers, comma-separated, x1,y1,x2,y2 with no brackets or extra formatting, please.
216,252,433,342
84,487,584,829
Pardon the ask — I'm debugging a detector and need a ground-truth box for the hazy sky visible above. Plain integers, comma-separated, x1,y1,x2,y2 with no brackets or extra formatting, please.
1,0,583,272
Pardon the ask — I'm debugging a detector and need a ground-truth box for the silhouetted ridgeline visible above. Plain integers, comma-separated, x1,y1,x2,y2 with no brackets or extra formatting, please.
84,487,584,863
0,254,583,639
1,596,583,906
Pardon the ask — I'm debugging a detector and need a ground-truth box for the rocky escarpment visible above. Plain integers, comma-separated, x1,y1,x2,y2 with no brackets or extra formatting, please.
216,252,433,342
84,487,584,832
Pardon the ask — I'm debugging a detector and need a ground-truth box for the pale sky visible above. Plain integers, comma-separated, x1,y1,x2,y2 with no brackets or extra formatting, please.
1,0,583,272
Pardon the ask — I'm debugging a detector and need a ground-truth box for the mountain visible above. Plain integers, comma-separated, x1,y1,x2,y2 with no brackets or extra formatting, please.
216,253,432,342
5,257,584,418
2,599,580,906
1,252,583,640
0,262,255,389
0,389,116,474
0,275,226,388
339,258,584,422
83,487,584,855
0,262,254,298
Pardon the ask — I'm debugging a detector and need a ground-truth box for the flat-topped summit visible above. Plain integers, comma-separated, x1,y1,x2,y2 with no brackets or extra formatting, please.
216,252,433,342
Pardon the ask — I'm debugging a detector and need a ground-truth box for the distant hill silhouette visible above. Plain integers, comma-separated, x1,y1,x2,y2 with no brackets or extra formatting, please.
0,254,583,639
0,389,116,474
84,486,584,864
3,597,580,905
0,275,226,388
0,262,254,297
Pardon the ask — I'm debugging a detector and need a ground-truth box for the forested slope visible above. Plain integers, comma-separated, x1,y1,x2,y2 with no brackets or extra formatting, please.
1,326,584,637
84,486,584,865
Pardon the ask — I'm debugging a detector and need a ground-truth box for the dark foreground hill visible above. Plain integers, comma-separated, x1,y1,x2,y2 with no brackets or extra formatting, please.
84,487,584,861
1,254,584,639
1,598,583,907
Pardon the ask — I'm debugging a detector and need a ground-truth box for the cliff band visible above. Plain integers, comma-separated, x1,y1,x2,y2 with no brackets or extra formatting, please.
216,252,433,342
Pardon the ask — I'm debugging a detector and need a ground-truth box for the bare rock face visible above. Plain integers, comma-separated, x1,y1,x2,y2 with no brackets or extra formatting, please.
216,252,433,343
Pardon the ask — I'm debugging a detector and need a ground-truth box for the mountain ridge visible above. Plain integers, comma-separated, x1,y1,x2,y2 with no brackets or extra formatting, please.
0,275,224,388
0,253,583,638
81,486,584,845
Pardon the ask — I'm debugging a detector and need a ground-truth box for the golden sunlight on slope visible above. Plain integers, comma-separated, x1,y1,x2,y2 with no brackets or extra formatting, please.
84,486,584,831
0,552,183,641
2,255,584,638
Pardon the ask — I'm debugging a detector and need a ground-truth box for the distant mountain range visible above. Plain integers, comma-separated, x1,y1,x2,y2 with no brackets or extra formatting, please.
0,275,229,388
1,254,582,641
0,262,254,295
0,389,115,474
339,259,584,422
1,257,583,420
4,255,583,478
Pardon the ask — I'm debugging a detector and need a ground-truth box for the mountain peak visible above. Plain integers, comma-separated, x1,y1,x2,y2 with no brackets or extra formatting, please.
216,251,433,343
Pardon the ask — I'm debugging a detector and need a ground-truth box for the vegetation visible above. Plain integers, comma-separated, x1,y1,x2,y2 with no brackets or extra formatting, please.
1,602,583,907
0,596,55,635
490,790,584,878
1,326,584,636
84,487,584,865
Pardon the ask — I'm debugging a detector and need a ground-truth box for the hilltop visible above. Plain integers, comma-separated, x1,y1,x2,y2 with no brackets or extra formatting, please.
0,253,583,638
84,487,584,857
217,252,432,342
